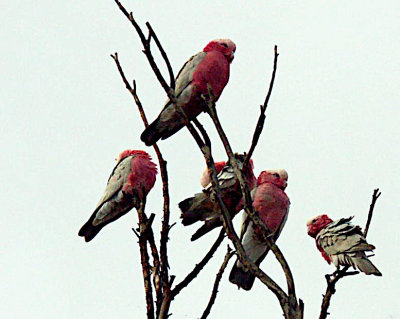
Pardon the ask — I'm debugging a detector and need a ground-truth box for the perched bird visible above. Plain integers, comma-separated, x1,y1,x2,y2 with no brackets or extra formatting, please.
229,170,290,290
78,150,157,242
199,161,226,188
307,215,382,276
179,154,256,241
141,39,236,146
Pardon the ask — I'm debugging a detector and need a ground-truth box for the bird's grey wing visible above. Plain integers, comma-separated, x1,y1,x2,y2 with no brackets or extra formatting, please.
94,156,133,211
317,217,374,256
174,51,207,98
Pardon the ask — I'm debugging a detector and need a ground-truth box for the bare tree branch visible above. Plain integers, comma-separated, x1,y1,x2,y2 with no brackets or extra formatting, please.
113,4,304,317
244,45,279,167
200,246,235,319
171,229,225,298
114,0,172,96
145,214,162,313
319,188,382,319
187,101,295,315
319,266,359,319
203,87,301,316
136,198,155,319
111,52,170,316
364,188,381,237
145,22,175,89
112,6,209,316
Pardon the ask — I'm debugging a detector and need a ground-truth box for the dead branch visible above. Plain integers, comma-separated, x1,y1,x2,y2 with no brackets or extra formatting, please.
364,188,381,237
111,52,170,316
244,45,279,167
171,229,225,298
113,2,303,317
204,80,302,317
114,0,171,96
136,198,155,319
190,98,296,317
145,22,175,89
112,4,212,317
158,276,175,319
319,188,382,319
145,214,162,312
200,246,235,319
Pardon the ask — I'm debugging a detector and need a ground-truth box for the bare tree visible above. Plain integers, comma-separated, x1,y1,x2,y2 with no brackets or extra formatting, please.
105,1,382,318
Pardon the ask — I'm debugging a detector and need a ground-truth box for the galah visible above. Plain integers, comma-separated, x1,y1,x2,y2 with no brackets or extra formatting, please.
140,39,236,146
199,161,226,188
229,170,290,290
179,154,256,241
78,150,157,242
307,215,382,276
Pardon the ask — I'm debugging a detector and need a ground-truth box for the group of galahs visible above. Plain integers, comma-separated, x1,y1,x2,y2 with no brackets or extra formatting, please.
79,38,381,291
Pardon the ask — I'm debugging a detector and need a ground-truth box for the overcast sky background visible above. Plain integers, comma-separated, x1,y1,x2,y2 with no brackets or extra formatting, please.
2,1,399,318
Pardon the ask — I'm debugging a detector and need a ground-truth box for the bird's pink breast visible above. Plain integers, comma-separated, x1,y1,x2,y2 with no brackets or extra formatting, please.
253,184,289,233
192,51,230,100
128,156,157,199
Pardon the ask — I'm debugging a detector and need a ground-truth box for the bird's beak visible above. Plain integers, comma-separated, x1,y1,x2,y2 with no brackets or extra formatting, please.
228,51,234,62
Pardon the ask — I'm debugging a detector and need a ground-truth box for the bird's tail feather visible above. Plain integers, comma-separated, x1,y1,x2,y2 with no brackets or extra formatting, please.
179,197,197,225
140,110,185,146
78,220,101,242
352,256,382,276
229,263,255,291
140,119,163,146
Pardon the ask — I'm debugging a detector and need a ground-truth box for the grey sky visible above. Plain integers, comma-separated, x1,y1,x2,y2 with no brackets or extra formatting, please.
1,1,399,318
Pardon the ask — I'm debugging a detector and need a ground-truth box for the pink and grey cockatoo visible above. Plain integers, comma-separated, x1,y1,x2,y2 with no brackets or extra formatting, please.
229,170,290,290
307,215,382,276
179,154,256,241
140,39,236,146
78,150,157,242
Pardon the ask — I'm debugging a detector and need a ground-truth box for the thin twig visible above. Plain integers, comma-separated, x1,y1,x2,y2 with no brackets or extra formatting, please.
200,247,235,319
319,188,382,319
364,188,381,237
171,229,225,297
193,118,211,147
244,45,279,167
146,22,175,89
114,0,171,96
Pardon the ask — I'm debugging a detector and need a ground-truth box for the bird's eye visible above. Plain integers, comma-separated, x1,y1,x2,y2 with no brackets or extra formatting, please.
221,43,228,48
273,173,280,178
